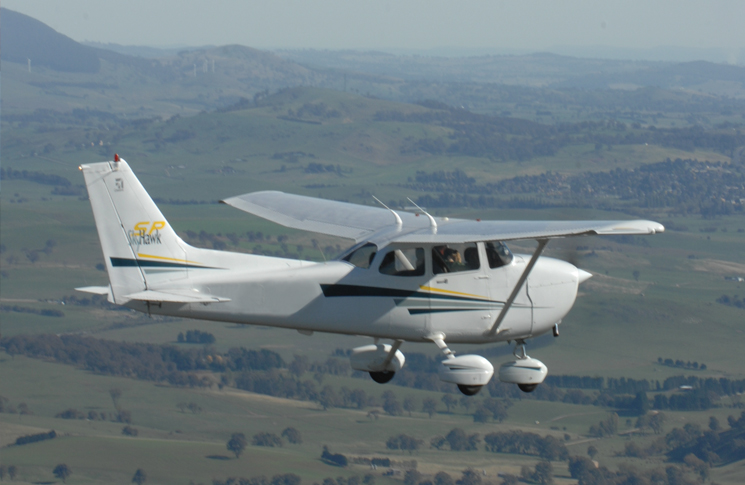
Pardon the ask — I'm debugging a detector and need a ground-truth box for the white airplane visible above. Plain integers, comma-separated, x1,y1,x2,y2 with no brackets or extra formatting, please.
77,156,664,395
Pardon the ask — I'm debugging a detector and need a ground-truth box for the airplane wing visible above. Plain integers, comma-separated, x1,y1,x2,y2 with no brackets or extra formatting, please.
221,191,430,242
222,191,663,244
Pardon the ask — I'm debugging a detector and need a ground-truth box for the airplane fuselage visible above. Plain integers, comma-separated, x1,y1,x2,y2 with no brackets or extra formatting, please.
129,242,581,344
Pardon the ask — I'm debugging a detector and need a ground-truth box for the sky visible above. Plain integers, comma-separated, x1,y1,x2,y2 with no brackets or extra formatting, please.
4,0,745,56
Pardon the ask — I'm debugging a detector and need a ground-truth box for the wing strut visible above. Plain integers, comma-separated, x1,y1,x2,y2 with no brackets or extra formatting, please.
487,238,549,337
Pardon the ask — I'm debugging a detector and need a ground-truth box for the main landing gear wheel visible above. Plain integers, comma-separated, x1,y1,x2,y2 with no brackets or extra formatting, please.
518,383,538,393
457,385,483,396
370,371,395,384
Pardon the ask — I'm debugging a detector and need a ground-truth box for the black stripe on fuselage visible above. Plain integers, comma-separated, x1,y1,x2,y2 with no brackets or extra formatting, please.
320,284,499,303
110,257,217,269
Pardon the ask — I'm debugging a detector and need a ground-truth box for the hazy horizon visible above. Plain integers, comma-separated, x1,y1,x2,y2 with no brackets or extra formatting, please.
4,0,745,64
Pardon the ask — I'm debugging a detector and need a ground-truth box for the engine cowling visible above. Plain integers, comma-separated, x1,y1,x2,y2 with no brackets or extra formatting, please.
498,357,548,390
350,344,405,373
439,354,494,387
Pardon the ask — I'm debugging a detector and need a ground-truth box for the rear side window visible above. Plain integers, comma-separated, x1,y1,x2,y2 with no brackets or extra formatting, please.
379,248,425,276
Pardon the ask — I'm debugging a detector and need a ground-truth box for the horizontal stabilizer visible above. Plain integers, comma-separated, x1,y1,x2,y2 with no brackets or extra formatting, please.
75,286,111,295
124,289,231,303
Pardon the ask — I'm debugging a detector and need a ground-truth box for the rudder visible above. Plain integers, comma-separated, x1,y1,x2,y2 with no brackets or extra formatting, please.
80,157,192,303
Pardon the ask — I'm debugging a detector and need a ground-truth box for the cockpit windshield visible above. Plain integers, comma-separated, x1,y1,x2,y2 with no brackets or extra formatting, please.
342,242,377,269
485,241,513,268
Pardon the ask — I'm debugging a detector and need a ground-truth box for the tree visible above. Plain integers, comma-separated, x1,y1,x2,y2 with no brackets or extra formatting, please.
109,388,122,408
227,432,247,458
8,465,17,480
422,397,437,418
132,468,147,485
282,427,302,444
709,416,721,431
53,464,71,483
473,406,491,423
534,461,554,485
403,397,417,416
383,397,403,416
430,435,447,450
441,394,458,413
631,392,650,415
288,355,309,377
649,412,665,435
632,270,640,281
253,432,283,447
587,445,598,459
457,468,481,485
318,386,339,410
433,471,454,485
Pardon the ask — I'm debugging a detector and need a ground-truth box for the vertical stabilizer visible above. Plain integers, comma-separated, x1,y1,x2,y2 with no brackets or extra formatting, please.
80,158,191,303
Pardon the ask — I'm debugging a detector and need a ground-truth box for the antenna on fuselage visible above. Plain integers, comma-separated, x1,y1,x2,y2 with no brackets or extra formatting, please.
372,196,403,228
407,197,437,232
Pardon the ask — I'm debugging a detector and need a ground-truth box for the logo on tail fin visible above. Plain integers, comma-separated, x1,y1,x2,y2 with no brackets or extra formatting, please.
127,221,166,250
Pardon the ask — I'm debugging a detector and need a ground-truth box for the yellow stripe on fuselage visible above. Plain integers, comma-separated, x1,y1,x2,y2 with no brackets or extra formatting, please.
136,253,203,266
420,286,488,300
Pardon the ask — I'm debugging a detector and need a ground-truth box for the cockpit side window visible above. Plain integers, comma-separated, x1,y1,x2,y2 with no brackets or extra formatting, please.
485,241,514,269
432,243,480,274
342,242,378,269
379,248,425,276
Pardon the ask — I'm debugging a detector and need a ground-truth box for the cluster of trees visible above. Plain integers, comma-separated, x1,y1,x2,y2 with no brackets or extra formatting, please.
430,428,481,452
410,159,744,216
0,167,73,187
226,428,302,457
657,357,708,371
15,430,56,446
386,434,424,454
321,446,348,467
0,305,64,317
379,103,745,164
588,413,620,438
483,431,569,461
287,102,341,120
304,162,345,175
55,406,131,423
568,455,698,485
213,474,376,485
0,466,18,481
0,396,32,415
665,411,745,465
212,474,302,485
1,334,284,387
177,329,216,344
717,294,745,309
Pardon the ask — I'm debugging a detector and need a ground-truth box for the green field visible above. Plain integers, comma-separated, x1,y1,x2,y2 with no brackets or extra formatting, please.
2,83,745,484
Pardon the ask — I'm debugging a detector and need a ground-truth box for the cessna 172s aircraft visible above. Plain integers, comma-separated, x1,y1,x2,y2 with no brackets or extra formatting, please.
77,156,664,395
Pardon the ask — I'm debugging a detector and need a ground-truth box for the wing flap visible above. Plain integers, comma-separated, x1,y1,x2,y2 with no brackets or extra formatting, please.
395,219,664,244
